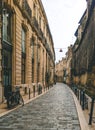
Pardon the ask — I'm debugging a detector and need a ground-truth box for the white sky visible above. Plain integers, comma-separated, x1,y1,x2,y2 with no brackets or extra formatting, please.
41,0,87,63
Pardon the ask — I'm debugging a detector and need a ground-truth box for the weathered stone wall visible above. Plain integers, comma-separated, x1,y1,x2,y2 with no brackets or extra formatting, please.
73,5,95,87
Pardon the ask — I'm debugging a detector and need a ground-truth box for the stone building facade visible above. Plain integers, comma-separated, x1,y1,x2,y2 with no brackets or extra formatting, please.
65,45,72,85
72,0,95,94
55,59,65,82
55,45,72,84
0,0,55,102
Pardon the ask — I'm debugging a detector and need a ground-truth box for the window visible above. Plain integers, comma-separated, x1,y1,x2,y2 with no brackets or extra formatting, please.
39,16,41,27
21,28,26,53
2,9,13,97
31,37,35,83
2,50,12,97
31,37,34,58
21,57,26,84
21,28,26,83
3,10,12,43
3,51,12,86
32,61,34,83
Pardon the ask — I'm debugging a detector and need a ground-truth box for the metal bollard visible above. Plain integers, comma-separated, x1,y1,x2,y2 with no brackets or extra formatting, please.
29,88,30,99
77,89,79,100
82,91,85,110
89,97,95,125
80,90,82,105
33,85,35,97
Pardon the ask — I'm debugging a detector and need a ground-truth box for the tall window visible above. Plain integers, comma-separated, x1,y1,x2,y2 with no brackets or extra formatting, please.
2,50,12,97
32,60,34,83
21,28,26,84
39,16,41,27
21,28,26,53
3,10,12,43
2,9,12,98
31,37,34,83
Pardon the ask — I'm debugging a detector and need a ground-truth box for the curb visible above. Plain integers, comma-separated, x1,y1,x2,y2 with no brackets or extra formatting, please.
70,88,89,130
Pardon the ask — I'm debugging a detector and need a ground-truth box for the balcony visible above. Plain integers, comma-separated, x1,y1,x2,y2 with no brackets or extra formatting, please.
22,0,32,18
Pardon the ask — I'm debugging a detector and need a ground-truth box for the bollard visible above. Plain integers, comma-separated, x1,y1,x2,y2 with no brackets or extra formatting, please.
29,88,30,99
82,91,85,110
44,86,45,92
77,89,79,100
33,85,35,97
89,98,94,125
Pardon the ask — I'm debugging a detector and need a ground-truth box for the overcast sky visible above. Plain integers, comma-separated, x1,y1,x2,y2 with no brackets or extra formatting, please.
41,0,87,63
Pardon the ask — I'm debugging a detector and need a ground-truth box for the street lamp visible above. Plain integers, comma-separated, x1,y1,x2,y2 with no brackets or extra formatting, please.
59,48,63,52
55,48,66,52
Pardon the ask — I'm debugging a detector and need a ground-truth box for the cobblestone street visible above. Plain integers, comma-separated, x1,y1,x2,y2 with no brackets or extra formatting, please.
0,83,80,130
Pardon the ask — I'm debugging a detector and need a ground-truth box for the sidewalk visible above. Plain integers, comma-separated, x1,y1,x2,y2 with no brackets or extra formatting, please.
83,110,95,130
0,88,49,117
70,89,89,130
69,86,95,130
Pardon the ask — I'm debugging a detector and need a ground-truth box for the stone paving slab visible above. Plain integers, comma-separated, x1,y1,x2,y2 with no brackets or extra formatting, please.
0,83,81,130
